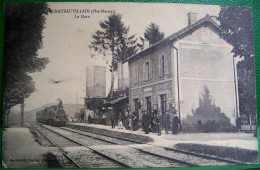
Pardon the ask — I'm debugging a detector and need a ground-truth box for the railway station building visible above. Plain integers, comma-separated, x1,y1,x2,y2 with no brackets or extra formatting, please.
125,13,239,131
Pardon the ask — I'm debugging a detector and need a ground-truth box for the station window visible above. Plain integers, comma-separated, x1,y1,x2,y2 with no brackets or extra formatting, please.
159,54,168,76
143,60,152,81
133,65,138,84
133,98,139,113
160,94,167,116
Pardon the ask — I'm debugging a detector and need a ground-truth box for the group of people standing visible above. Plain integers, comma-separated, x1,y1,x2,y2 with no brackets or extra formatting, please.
142,110,173,135
110,111,131,129
106,108,180,135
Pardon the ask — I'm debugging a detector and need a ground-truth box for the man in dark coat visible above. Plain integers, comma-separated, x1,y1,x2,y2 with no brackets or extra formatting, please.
88,114,92,124
132,112,138,131
164,111,170,134
172,113,180,134
142,111,150,134
110,113,116,128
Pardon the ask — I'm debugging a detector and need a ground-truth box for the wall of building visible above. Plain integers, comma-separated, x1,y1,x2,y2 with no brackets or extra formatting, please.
129,45,176,118
174,26,237,125
128,24,237,128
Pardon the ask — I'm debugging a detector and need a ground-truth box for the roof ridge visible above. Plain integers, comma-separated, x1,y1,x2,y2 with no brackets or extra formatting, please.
124,14,221,63
168,14,216,41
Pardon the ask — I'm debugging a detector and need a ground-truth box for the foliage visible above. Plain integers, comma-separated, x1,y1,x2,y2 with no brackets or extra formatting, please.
237,57,256,120
217,6,254,59
175,143,258,163
144,23,164,45
89,13,138,71
217,6,256,121
85,98,104,118
183,86,233,132
3,3,50,116
89,13,138,98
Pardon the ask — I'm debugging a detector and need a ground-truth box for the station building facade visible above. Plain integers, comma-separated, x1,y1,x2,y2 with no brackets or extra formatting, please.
125,14,239,129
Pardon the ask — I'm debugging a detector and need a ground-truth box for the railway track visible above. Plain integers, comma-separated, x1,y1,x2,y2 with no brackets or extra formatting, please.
32,123,190,167
61,125,247,166
61,125,246,166
30,123,128,168
30,122,246,168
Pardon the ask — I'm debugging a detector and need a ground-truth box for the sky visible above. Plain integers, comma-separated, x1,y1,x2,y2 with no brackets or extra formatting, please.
12,2,220,112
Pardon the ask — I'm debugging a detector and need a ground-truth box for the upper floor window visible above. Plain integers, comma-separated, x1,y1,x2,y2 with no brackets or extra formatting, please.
133,65,138,84
143,60,152,81
159,54,168,76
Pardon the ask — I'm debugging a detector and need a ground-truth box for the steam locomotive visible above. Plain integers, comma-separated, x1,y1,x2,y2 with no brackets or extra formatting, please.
36,101,67,127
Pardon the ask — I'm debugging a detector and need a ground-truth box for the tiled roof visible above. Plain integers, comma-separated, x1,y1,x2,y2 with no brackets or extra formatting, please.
125,15,222,63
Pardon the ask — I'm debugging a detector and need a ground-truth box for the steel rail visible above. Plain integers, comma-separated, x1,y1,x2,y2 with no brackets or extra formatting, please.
37,123,131,168
163,147,245,165
59,126,198,166
66,125,144,144
32,124,81,168
66,124,248,165
61,127,138,144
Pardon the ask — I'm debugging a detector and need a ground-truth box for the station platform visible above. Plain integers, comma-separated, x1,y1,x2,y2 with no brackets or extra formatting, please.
68,123,259,151
2,127,58,168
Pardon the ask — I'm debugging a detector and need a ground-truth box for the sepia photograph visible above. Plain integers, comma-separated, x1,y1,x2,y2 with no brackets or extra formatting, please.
2,2,258,168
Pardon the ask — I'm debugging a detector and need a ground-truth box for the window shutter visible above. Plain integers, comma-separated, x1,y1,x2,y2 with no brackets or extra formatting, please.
166,91,169,111
149,61,152,79
158,95,161,111
159,56,162,76
143,63,146,81
144,98,147,111
136,65,138,83
165,53,168,75
133,66,136,84
151,95,153,111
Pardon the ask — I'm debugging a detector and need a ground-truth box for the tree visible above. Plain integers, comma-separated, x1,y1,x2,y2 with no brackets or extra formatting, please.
236,57,256,122
85,98,104,121
144,23,165,45
3,3,50,127
89,13,138,98
183,86,234,132
217,6,256,123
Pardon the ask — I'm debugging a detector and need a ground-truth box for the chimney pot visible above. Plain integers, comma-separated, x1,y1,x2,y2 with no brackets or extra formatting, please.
188,12,197,26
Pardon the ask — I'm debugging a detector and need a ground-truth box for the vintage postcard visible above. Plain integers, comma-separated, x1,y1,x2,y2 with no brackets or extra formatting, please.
2,2,258,168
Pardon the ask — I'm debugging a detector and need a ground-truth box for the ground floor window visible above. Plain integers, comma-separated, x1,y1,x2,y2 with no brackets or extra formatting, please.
160,94,167,116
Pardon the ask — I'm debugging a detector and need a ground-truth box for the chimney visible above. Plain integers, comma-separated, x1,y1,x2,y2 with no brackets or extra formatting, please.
143,39,149,49
187,12,197,26
210,16,218,23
